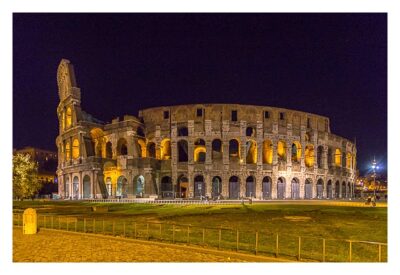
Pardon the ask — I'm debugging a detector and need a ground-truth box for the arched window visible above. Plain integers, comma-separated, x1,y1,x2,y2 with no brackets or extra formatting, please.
277,140,286,161
72,139,79,159
147,142,156,158
212,139,222,160
66,107,72,128
177,140,188,162
262,140,273,164
106,141,113,158
83,175,91,199
161,176,173,198
117,138,128,156
317,146,324,168
335,148,342,166
305,144,314,167
211,176,222,198
291,141,301,163
178,126,188,136
194,139,206,163
161,139,171,160
327,148,333,167
246,140,257,164
136,127,145,137
229,139,240,160
245,176,256,198
137,139,146,157
346,153,352,169
246,127,255,137
65,142,71,161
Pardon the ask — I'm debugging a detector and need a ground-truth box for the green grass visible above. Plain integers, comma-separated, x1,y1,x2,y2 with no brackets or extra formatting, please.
13,201,387,262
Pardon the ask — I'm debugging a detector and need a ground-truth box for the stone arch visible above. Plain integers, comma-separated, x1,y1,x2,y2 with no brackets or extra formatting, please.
277,140,286,161
246,126,256,137
160,138,171,160
229,176,240,199
335,148,342,166
262,176,272,199
194,175,205,198
72,138,80,159
65,142,71,161
291,141,302,163
335,180,340,198
291,177,300,199
116,176,128,198
304,178,313,199
137,139,146,157
317,146,324,168
327,180,333,199
105,177,112,197
246,140,257,164
245,176,256,198
262,140,273,164
177,175,188,198
346,153,352,169
106,141,113,159
161,176,173,198
72,176,79,200
117,138,128,156
211,176,222,198
316,178,324,199
147,142,156,158
277,177,286,199
65,176,70,198
342,181,347,198
90,128,105,158
194,138,206,163
211,139,223,160
177,140,188,162
347,182,352,198
305,144,315,167
134,175,145,197
229,139,240,161
83,175,91,199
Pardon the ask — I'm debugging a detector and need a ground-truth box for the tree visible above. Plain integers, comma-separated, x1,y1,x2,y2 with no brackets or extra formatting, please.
13,153,41,200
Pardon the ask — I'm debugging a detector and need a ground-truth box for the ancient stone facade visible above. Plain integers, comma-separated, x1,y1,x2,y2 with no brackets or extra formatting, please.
56,59,357,200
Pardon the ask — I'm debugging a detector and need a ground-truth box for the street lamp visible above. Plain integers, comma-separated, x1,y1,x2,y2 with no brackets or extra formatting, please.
371,157,380,197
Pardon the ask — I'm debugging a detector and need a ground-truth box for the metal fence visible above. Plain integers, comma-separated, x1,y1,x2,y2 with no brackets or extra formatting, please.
13,213,387,262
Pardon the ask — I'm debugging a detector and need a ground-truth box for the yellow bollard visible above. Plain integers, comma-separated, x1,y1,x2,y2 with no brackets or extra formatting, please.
23,208,37,234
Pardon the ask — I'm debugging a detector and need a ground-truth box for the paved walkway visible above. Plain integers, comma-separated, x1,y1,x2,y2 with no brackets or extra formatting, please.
13,228,284,262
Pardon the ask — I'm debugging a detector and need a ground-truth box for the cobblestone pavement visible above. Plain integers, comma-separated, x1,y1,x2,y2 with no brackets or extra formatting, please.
13,228,256,262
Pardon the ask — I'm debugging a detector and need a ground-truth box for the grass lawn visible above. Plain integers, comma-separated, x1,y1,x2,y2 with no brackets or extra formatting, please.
13,201,387,262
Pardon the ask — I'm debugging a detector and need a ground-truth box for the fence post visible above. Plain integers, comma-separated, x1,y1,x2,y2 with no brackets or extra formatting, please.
172,225,175,243
378,244,382,262
58,216,61,230
255,231,259,255
297,237,301,261
84,218,86,233
187,226,190,244
147,223,150,240
236,230,239,252
218,229,222,250
275,233,279,258
349,241,352,262
123,221,126,237
322,238,326,262
112,220,115,236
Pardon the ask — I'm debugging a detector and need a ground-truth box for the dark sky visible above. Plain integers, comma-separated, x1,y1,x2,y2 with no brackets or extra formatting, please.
13,13,387,174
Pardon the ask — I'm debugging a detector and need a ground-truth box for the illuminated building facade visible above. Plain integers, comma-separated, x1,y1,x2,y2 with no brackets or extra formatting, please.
56,59,357,200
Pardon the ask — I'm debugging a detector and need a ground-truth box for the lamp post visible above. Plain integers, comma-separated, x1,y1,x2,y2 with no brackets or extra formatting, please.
371,157,379,197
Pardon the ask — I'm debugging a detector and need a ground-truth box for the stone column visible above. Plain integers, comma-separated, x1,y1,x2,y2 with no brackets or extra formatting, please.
271,175,277,199
79,171,83,199
205,173,211,198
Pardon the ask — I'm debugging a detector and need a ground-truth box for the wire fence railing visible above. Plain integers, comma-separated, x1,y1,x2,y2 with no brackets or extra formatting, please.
13,213,387,262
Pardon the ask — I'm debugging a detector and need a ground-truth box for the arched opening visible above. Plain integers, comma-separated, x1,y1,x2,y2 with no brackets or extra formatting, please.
66,107,72,128
245,176,256,198
135,175,145,197
246,140,257,164
335,181,340,198
90,128,105,158
342,181,346,198
277,140,286,161
161,176,173,198
194,139,206,163
72,139,80,159
147,142,156,158
116,176,128,198
304,179,312,199
65,142,71,161
346,152,352,169
335,149,342,166
291,178,300,199
305,144,314,167
277,177,286,199
317,178,324,199
106,177,112,197
160,139,171,160
72,176,79,200
65,176,70,198
317,146,324,168
229,139,240,161
229,176,240,199
137,139,146,157
117,138,128,156
178,126,188,137
262,140,273,164
177,175,188,198
246,126,255,137
347,182,351,198
83,175,91,199
212,139,222,160
291,141,302,163
262,176,272,199
194,175,205,198
136,127,145,137
211,176,222,199
327,148,333,167
106,142,113,159
177,140,188,162
327,180,333,199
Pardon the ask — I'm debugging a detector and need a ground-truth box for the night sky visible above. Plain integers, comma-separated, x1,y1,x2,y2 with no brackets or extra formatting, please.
13,13,387,174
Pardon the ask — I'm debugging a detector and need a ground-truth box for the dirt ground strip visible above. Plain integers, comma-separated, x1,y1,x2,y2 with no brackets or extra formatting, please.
13,228,283,262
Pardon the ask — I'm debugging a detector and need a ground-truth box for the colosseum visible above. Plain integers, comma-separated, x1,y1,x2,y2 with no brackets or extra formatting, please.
56,59,357,201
